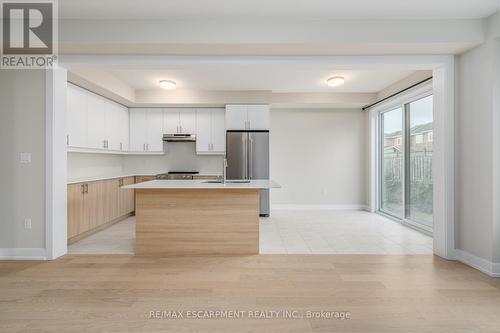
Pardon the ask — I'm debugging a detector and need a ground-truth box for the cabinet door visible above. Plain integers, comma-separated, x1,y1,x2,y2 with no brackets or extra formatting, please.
67,183,84,239
83,182,99,232
247,105,270,130
104,101,121,151
118,106,129,151
196,110,212,153
103,179,120,222
179,109,196,133
129,109,147,151
146,109,164,152
119,177,135,215
163,109,180,133
87,93,107,149
67,84,88,148
211,108,226,153
225,105,248,130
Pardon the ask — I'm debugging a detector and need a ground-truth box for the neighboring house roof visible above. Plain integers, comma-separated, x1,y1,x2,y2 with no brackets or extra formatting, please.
384,145,401,153
384,122,433,138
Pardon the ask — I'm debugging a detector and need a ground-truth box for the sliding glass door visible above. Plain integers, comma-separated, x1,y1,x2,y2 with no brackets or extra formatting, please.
380,107,403,218
379,95,433,233
406,95,433,229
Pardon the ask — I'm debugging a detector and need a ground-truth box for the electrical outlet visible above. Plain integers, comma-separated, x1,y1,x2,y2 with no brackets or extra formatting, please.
24,218,32,229
20,152,32,164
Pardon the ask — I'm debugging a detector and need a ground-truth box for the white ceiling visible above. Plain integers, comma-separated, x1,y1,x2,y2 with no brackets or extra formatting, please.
60,0,499,20
107,65,416,93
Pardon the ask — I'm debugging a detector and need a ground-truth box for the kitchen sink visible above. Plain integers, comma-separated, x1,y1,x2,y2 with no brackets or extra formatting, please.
202,179,251,184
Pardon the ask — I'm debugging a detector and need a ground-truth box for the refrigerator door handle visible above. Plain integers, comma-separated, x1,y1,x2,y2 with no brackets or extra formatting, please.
249,137,253,179
245,134,249,179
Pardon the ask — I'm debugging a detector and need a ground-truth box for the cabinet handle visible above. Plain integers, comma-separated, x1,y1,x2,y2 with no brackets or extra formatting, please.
143,143,146,151
66,135,69,145
81,184,84,194
84,183,88,194
120,142,123,150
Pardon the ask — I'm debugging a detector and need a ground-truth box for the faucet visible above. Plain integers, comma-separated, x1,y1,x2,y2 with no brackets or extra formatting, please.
222,158,228,184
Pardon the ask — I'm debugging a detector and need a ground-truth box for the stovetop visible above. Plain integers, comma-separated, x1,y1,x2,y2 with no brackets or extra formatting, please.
156,171,199,180
167,171,199,174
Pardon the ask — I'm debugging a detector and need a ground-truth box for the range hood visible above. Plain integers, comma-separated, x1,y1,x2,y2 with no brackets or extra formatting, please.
163,133,196,142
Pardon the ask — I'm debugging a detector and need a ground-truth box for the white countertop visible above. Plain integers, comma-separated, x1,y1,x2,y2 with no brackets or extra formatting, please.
122,179,281,190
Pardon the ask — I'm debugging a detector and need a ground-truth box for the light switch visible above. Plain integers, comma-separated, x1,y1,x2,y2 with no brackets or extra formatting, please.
20,152,32,164
24,218,32,229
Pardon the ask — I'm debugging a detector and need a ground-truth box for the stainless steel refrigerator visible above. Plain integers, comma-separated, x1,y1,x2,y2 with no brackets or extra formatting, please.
226,130,270,216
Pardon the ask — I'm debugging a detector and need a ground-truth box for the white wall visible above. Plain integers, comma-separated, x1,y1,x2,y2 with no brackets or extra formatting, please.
270,108,367,207
456,37,499,263
377,70,432,100
67,153,125,180
0,70,46,250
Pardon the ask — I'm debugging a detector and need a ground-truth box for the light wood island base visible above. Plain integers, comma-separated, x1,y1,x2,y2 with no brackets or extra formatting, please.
135,188,260,256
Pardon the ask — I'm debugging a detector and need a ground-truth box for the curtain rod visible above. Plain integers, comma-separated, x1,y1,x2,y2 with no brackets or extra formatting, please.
362,76,433,111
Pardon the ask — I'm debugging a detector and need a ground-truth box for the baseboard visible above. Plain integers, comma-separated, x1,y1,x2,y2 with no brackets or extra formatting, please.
0,248,47,260
454,249,500,277
271,204,369,211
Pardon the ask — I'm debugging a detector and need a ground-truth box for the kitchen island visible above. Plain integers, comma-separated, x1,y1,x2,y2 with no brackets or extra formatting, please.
123,180,280,256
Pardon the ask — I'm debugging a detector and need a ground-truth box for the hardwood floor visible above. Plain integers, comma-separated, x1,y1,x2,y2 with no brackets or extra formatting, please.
1,255,500,332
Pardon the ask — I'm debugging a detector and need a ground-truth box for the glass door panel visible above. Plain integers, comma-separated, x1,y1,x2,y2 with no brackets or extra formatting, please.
406,95,433,229
380,107,404,218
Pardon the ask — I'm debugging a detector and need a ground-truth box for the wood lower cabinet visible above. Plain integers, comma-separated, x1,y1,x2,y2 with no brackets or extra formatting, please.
67,177,136,243
67,183,84,239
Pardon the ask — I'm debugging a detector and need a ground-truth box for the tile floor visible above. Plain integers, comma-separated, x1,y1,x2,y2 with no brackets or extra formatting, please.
68,210,433,255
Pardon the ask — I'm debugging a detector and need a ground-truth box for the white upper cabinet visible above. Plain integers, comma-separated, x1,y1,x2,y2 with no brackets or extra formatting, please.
195,110,212,154
164,108,196,134
179,109,196,133
117,105,129,151
196,108,225,155
225,104,269,130
86,93,107,149
66,84,88,148
225,105,247,130
246,105,270,130
163,109,179,134
67,83,129,153
129,108,164,153
146,109,164,152
211,109,226,153
129,109,147,152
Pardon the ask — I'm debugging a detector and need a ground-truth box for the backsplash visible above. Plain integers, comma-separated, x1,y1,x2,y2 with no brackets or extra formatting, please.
67,153,125,180
68,143,224,180
123,143,224,175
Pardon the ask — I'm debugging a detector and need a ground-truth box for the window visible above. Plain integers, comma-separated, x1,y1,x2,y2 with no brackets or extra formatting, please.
378,94,433,232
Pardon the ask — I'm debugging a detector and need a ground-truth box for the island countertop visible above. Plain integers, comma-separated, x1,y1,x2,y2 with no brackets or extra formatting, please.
122,179,280,190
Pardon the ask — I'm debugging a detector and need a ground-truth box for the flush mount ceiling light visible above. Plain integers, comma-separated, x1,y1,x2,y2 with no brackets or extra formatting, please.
159,80,176,90
327,76,345,87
